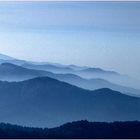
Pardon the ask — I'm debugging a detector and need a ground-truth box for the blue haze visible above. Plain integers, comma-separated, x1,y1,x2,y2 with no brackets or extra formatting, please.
0,2,140,79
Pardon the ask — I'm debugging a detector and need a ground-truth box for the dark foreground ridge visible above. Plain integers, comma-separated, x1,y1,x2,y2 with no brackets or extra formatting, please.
0,120,140,138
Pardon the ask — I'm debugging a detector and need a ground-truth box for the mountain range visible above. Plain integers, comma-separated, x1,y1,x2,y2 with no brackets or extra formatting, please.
0,62,140,97
0,53,139,89
21,62,140,89
0,53,139,128
0,76,140,127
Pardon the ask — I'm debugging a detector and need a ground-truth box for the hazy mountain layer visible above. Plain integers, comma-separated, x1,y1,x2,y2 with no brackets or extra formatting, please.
0,77,140,127
0,53,139,89
22,62,140,89
0,63,140,97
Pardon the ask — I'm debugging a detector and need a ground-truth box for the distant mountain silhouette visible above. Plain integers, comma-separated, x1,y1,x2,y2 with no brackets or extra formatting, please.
0,53,139,89
22,63,118,75
0,63,140,97
80,67,118,75
0,77,140,127
22,62,140,89
22,63,74,73
0,120,140,138
67,64,88,70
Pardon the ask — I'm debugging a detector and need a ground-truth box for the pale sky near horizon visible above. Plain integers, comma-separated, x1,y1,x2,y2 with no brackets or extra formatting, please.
0,1,140,78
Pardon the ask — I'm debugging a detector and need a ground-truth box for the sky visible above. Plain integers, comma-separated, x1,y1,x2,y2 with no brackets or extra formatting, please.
0,1,140,78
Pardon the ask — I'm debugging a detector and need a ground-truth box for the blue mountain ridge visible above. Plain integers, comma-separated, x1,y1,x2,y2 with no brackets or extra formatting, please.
0,76,139,127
